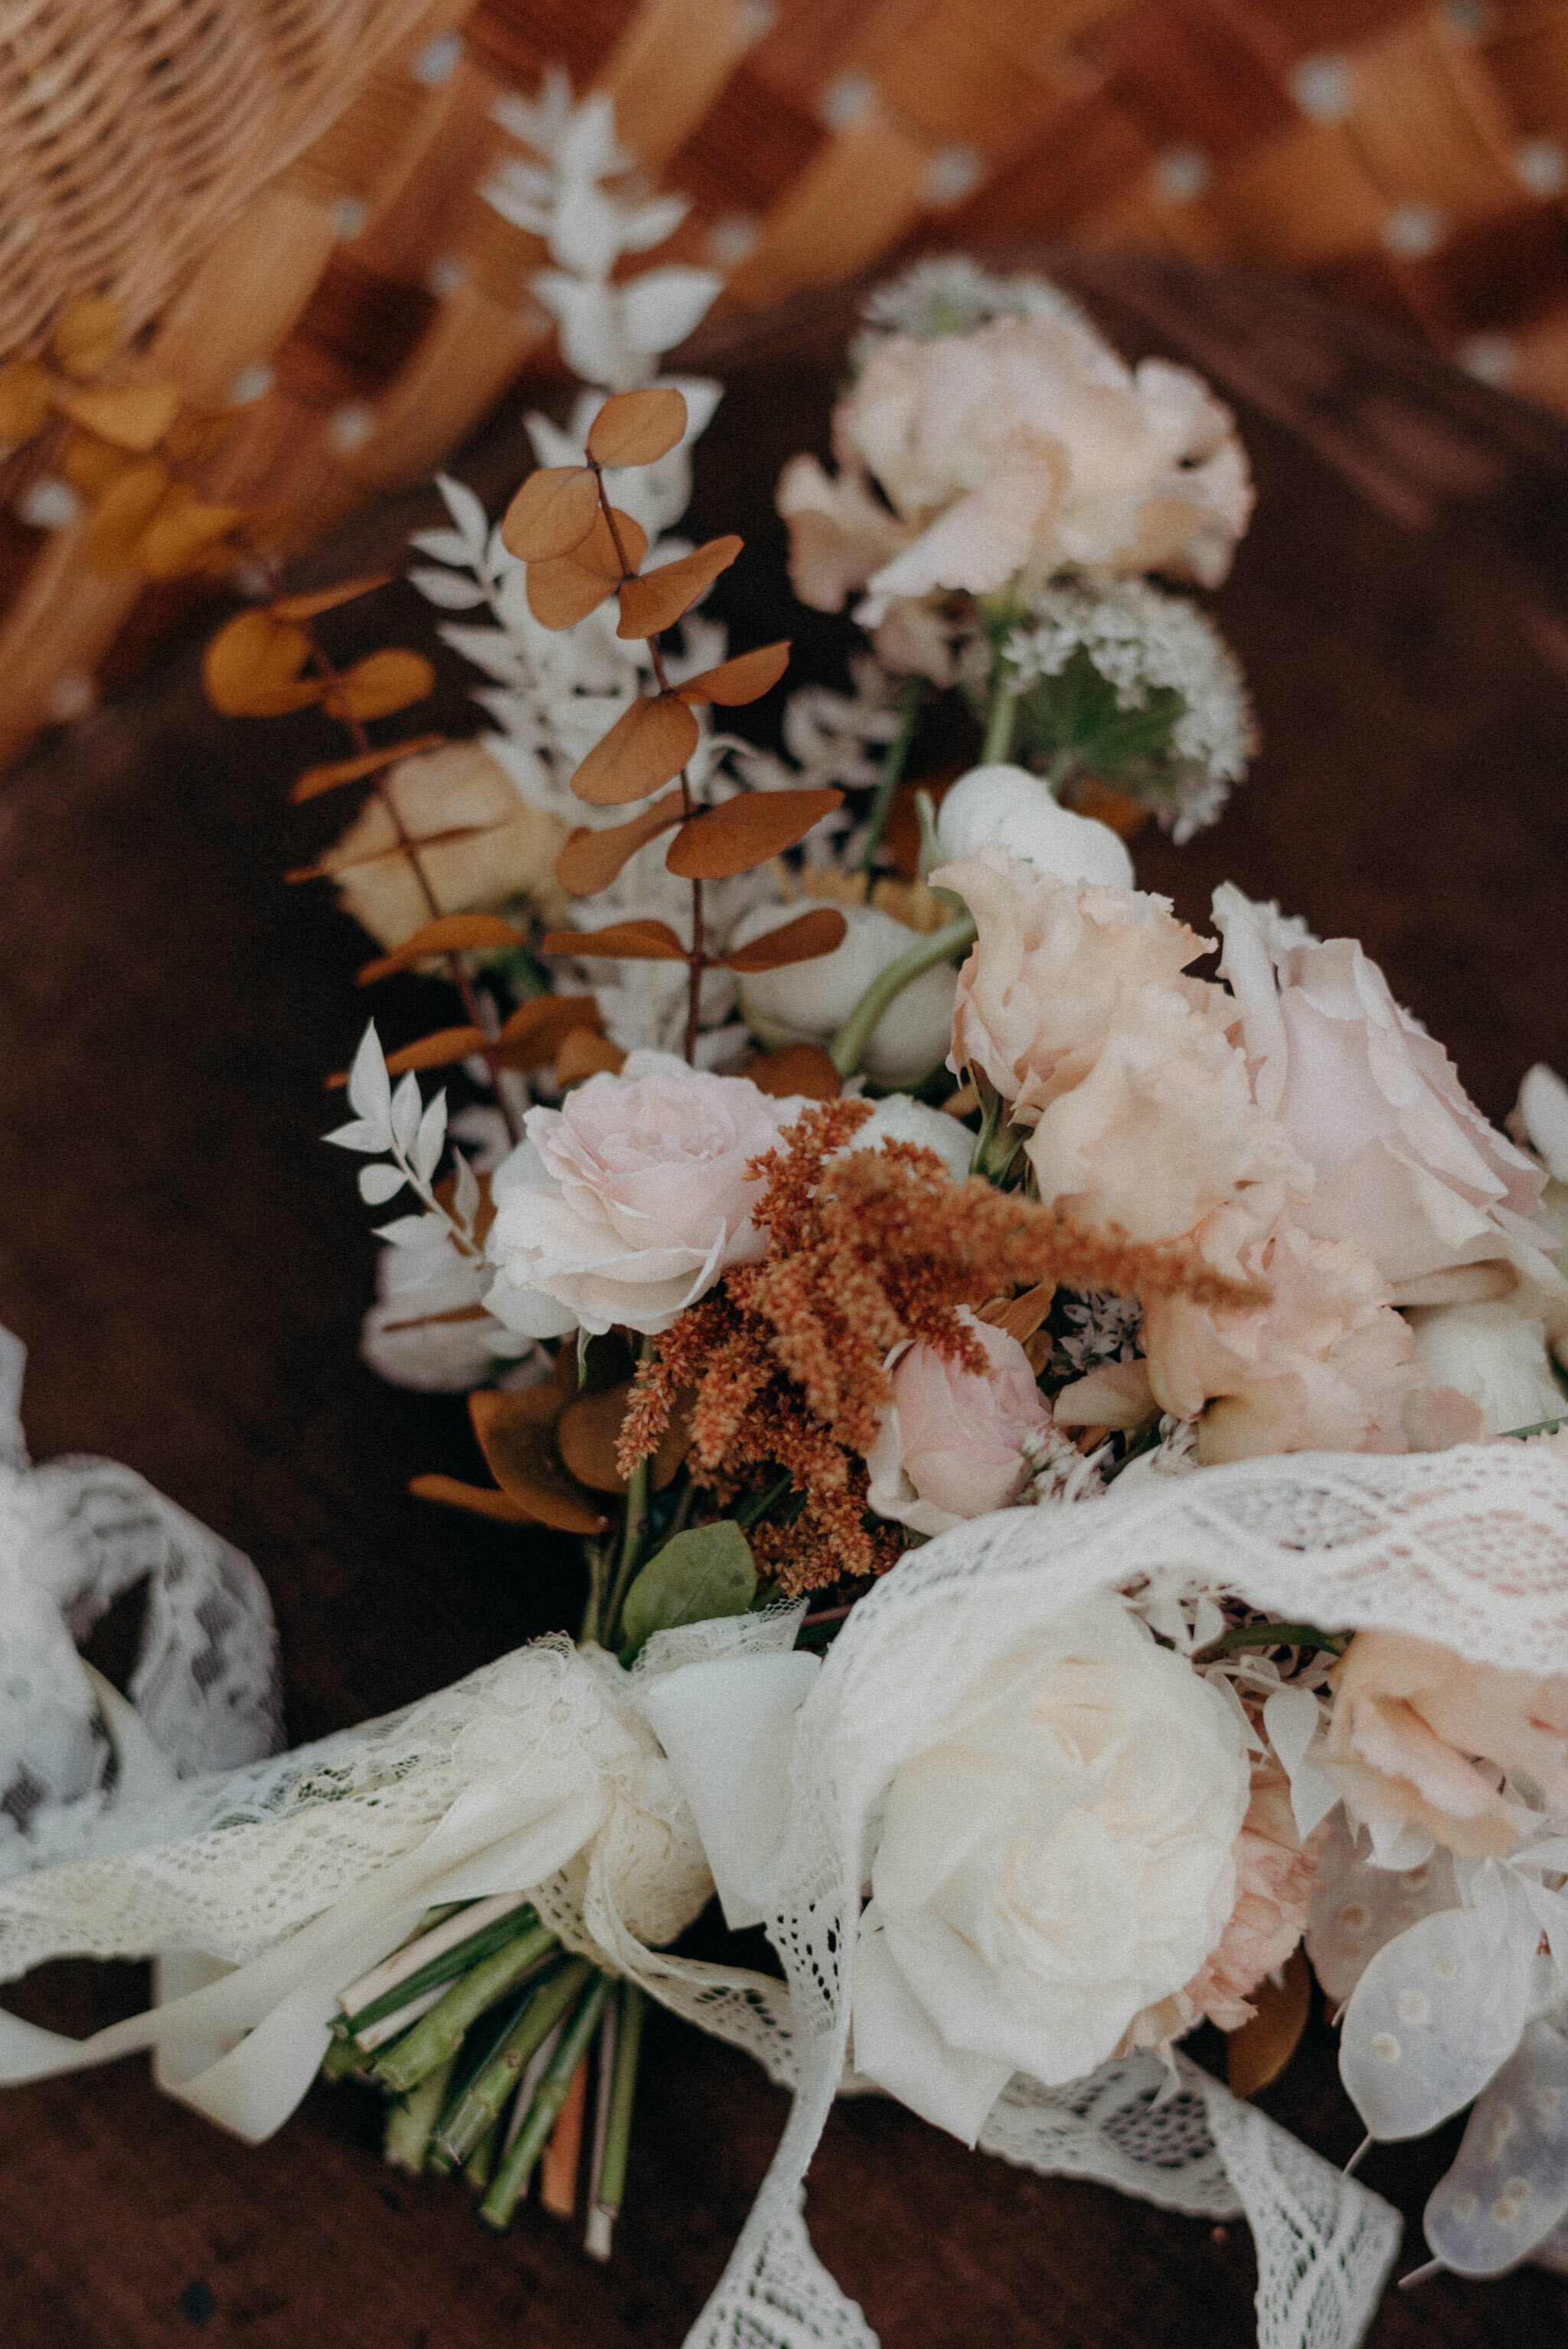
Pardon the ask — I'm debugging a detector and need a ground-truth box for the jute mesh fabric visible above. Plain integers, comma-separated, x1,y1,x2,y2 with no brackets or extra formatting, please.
0,0,443,359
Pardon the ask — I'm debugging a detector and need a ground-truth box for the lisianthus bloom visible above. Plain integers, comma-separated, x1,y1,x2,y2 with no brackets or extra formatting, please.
864,1308,1050,1537
851,1592,1250,2141
1323,1630,1568,1856
1125,1764,1323,2046
485,1052,805,1338
777,312,1253,639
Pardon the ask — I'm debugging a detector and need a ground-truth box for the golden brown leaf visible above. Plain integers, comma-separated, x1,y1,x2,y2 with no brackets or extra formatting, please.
286,825,498,883
723,908,848,972
617,534,742,639
0,360,53,445
203,608,320,717
325,649,436,722
381,1300,492,1333
526,507,648,629
675,640,790,707
555,791,685,894
500,465,599,561
556,1030,626,1084
540,919,688,962
585,387,687,468
570,695,698,807
86,460,171,573
138,483,247,580
745,1044,842,1100
162,410,239,466
271,573,395,622
493,995,603,1070
1227,1949,1312,2099
667,786,842,880
48,295,122,378
60,432,133,496
53,380,181,452
408,1473,534,1525
356,913,527,982
557,1378,688,1494
381,1027,488,1074
290,735,445,802
469,1390,610,1534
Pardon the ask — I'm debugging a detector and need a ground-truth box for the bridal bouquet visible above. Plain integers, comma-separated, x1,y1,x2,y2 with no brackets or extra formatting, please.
1,181,1566,2349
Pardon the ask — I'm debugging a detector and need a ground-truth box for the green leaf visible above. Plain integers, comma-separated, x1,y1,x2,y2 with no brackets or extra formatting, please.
619,1521,756,1661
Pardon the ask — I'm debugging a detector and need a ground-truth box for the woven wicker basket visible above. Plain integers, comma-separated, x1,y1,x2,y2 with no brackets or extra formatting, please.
5,0,1568,771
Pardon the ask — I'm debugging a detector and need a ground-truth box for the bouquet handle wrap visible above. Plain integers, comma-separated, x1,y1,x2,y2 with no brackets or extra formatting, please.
4,1442,1568,2347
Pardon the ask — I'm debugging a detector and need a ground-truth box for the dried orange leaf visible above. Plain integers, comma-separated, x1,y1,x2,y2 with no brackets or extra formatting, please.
203,608,320,717
384,1027,488,1073
617,534,741,639
271,573,395,622
61,432,134,496
469,1390,609,1534
556,791,685,894
500,465,599,561
356,913,527,982
408,1473,534,1525
541,920,688,962
585,387,687,468
48,294,122,378
556,1030,626,1084
745,1044,842,1100
526,507,648,629
571,695,698,807
138,484,247,580
668,786,842,880
53,380,181,452
557,1379,685,1494
325,648,436,721
290,734,445,802
724,908,848,972
86,460,171,573
675,640,791,707
287,825,497,882
493,995,603,1070
1227,1949,1313,2099
0,360,53,444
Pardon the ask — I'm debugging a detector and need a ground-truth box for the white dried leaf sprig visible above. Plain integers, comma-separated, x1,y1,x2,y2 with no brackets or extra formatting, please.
325,1022,483,1274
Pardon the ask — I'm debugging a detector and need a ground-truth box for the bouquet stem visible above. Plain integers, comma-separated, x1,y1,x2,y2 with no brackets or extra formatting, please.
481,1972,613,2230
434,1957,592,2168
374,1922,560,2093
383,2056,455,2175
587,1981,647,2259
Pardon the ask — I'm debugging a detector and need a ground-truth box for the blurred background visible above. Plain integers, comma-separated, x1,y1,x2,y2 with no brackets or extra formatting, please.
7,0,1568,769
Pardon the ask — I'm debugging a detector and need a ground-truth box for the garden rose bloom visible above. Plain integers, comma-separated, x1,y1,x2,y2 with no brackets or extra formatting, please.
1125,1765,1323,2046
934,764,1134,889
333,740,568,947
864,1309,1050,1536
485,1052,805,1338
1405,1299,1566,1436
851,1593,1250,2140
1322,1630,1568,1857
778,314,1252,629
1214,887,1558,1302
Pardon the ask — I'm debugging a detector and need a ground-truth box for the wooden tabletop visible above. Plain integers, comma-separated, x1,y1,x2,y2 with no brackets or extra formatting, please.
1,249,1566,2348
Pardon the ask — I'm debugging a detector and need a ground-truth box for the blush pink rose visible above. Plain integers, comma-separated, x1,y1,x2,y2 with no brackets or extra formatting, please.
485,1050,805,1338
866,1308,1050,1536
1322,1630,1568,1857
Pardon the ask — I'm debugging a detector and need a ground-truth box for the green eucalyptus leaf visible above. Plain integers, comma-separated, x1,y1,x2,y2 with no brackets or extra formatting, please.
619,1520,756,1661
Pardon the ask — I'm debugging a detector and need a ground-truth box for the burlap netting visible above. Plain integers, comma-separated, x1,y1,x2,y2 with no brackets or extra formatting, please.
0,0,443,358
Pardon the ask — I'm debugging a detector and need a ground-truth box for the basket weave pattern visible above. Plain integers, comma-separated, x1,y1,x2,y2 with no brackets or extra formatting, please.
4,0,1568,769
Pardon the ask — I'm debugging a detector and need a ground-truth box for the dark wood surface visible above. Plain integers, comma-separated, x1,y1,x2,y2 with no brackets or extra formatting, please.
2,249,1567,2347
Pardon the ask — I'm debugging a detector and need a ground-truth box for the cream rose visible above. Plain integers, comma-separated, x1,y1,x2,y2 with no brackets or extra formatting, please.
485,1051,805,1338
864,1309,1050,1536
778,312,1253,629
933,764,1134,889
332,740,569,947
851,1592,1250,2141
1322,1630,1568,1857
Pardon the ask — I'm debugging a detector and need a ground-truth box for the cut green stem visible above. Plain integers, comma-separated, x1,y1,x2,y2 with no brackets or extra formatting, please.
1211,1622,1349,1657
374,1921,559,2093
827,911,976,1080
592,1981,647,2242
435,1958,593,2168
481,1972,614,2230
858,674,925,874
341,1898,540,2040
980,659,1019,765
383,2055,455,2176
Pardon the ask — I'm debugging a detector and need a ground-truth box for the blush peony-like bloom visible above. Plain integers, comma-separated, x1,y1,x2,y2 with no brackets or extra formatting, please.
851,1592,1251,2141
1322,1630,1568,1857
777,313,1253,635
485,1051,805,1338
864,1308,1051,1536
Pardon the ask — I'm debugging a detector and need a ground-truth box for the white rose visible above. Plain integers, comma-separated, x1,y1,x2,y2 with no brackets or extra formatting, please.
1405,1300,1566,1436
730,901,957,1088
834,1091,974,1187
851,1592,1250,2141
485,1050,805,1338
935,764,1134,889
360,1237,534,1392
